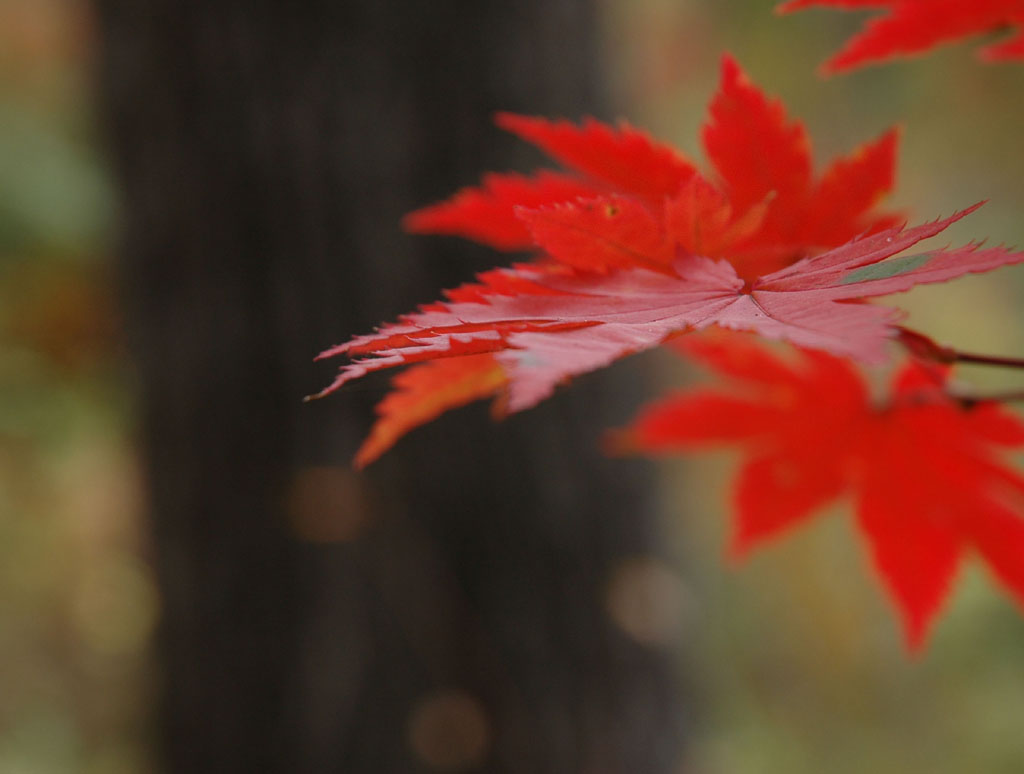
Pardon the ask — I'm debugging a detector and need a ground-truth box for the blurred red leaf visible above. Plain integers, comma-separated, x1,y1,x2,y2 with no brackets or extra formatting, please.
778,0,1024,73
614,332,1024,649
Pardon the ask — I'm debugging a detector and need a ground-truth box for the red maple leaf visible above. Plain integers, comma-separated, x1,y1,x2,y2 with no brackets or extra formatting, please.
406,55,899,271
612,332,1024,649
339,56,904,462
314,203,1024,417
703,56,901,264
778,0,1024,74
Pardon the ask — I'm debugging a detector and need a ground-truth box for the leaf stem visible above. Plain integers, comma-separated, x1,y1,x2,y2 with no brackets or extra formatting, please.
951,351,1024,370
896,327,1024,371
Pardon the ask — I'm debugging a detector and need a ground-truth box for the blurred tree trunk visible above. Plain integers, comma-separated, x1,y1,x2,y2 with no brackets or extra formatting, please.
95,1,683,772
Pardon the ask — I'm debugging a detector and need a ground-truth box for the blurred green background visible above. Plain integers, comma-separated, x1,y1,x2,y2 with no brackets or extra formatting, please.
0,0,153,772
2,0,1024,772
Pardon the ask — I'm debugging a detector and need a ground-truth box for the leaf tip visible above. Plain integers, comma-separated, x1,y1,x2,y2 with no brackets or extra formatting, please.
773,0,805,14
900,615,931,657
303,387,332,402
352,445,378,471
401,206,433,234
818,56,852,78
725,532,754,565
492,109,519,128
494,111,539,137
719,51,739,70
719,52,744,86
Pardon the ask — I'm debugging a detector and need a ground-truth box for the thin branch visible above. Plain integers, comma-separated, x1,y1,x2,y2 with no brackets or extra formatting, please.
896,326,1024,371
951,351,1024,370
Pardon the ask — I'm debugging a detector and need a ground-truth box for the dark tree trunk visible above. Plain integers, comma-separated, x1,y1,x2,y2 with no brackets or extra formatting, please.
95,1,683,772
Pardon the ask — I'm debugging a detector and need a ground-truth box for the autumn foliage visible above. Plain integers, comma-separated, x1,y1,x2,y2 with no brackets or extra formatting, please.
314,31,1024,649
778,0,1024,74
315,56,916,456
613,333,1024,649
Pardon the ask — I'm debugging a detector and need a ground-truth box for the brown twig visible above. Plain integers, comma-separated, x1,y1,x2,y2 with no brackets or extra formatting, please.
896,326,1024,370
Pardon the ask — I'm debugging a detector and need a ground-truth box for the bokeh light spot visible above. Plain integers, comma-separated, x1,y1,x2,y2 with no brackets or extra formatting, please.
606,555,691,647
408,689,490,771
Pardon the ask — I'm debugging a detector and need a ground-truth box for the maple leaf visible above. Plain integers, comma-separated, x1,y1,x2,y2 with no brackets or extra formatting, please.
314,203,1024,416
406,56,899,273
612,332,1024,649
354,354,507,469
333,56,905,462
704,56,901,267
778,0,1024,74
